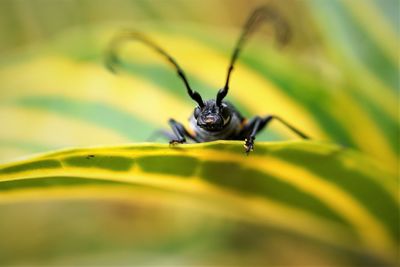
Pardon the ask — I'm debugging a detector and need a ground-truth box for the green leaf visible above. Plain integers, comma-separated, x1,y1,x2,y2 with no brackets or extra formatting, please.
0,141,397,265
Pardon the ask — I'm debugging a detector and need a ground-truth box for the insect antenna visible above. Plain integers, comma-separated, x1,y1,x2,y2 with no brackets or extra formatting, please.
105,30,205,107
216,6,291,106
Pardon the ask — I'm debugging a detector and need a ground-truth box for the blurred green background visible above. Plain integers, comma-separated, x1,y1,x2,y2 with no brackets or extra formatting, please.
0,0,398,266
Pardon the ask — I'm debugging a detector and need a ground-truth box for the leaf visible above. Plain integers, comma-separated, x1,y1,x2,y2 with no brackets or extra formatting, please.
0,141,397,265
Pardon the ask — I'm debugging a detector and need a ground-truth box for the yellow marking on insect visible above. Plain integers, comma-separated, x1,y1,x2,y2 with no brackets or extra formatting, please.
240,118,248,128
186,127,196,137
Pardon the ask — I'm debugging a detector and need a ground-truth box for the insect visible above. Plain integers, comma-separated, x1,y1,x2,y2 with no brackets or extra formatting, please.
106,6,309,154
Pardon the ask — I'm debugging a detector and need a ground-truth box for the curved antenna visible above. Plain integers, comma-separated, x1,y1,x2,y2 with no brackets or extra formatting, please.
216,6,291,106
105,31,205,107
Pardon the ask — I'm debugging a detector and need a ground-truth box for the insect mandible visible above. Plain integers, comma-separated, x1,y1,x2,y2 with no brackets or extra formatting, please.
106,6,309,154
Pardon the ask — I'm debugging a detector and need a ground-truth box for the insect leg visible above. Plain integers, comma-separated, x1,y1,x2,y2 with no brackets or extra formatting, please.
168,119,199,144
242,116,262,154
266,115,310,139
241,115,309,153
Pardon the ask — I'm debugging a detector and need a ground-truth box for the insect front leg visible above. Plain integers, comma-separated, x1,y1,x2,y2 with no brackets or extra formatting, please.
168,118,199,144
241,115,309,154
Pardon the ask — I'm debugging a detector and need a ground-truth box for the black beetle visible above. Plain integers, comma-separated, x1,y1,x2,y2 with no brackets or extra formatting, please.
106,6,309,154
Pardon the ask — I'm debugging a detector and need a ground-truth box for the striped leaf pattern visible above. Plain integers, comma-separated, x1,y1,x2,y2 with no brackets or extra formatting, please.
0,141,398,265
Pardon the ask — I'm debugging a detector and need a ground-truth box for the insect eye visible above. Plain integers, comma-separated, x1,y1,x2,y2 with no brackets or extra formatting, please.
194,107,201,118
220,105,230,119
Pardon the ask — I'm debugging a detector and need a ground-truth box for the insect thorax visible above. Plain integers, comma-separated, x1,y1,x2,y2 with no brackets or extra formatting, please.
189,113,242,142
